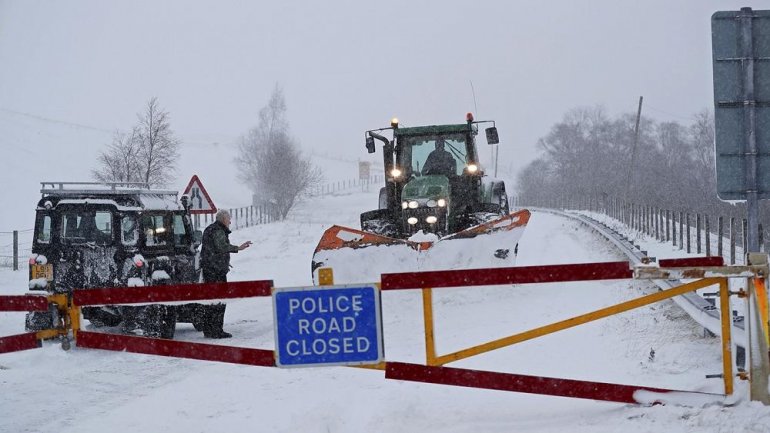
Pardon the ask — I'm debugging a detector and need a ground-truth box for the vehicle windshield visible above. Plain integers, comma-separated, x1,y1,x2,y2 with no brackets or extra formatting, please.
401,133,467,177
61,210,113,244
142,214,170,247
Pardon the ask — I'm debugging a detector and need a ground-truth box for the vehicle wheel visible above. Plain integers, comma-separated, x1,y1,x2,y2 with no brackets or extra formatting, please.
139,305,177,339
83,306,122,327
25,311,54,331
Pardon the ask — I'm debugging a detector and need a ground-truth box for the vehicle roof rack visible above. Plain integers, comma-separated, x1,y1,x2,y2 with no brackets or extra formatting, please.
40,181,178,196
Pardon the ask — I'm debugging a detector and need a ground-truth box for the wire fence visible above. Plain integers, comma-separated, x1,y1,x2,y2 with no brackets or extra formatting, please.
0,229,33,270
513,195,755,266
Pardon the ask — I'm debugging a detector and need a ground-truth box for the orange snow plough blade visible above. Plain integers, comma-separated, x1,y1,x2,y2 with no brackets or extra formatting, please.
311,209,531,285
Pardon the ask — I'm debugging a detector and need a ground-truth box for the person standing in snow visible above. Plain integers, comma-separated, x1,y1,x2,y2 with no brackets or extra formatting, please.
198,209,252,338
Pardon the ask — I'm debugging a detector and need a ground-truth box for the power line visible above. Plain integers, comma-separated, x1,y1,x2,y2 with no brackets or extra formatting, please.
0,107,114,134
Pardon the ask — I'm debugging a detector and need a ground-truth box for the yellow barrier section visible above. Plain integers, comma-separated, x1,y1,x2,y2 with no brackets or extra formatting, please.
69,305,81,339
432,278,724,366
719,279,734,395
421,288,438,365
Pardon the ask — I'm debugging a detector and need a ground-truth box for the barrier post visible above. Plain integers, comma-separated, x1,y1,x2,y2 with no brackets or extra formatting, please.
746,253,770,403
421,288,437,365
718,278,734,395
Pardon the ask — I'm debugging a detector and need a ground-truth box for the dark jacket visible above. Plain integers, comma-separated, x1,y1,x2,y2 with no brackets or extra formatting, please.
200,221,239,276
422,149,457,176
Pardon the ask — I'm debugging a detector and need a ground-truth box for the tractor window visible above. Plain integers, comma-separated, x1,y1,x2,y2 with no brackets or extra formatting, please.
121,215,139,246
172,214,187,247
405,133,467,177
36,214,52,244
61,211,113,244
142,215,170,247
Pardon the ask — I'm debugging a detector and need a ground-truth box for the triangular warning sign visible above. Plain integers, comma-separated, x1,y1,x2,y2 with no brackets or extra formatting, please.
183,175,217,214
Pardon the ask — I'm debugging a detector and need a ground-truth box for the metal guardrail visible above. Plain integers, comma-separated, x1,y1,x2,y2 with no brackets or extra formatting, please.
539,207,748,349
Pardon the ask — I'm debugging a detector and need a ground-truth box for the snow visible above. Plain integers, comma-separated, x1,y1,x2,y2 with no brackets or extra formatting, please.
30,253,47,265
1,186,770,432
151,270,171,281
127,277,145,287
27,277,48,289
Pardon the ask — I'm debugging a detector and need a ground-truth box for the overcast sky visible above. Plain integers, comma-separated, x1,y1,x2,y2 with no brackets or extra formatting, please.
1,0,768,179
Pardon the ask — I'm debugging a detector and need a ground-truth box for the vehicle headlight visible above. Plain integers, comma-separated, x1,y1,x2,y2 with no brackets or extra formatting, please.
401,201,408,209
408,201,419,209
426,199,437,207
466,164,478,174
407,217,418,225
437,198,446,207
425,216,438,224
391,168,402,178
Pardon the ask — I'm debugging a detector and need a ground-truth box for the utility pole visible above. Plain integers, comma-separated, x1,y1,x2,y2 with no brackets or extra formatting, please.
624,96,644,199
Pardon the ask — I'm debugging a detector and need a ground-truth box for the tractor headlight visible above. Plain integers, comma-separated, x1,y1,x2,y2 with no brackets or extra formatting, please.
425,216,438,224
437,198,447,207
408,201,419,209
407,217,418,225
466,164,478,174
426,199,437,207
401,201,408,209
390,168,403,178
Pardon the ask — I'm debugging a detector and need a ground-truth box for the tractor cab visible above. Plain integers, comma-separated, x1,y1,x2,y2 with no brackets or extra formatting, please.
361,114,503,237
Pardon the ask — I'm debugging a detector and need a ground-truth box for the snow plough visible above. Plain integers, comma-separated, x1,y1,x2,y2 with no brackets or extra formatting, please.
312,114,531,284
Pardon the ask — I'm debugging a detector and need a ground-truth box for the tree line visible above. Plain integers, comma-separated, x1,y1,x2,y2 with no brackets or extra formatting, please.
92,87,321,219
515,105,764,221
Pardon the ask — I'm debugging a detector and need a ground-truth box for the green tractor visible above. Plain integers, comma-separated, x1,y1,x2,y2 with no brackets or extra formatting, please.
312,114,530,285
361,113,510,237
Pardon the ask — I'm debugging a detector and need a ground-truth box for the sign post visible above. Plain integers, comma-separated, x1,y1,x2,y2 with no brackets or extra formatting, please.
273,285,383,367
713,7,770,403
182,175,217,229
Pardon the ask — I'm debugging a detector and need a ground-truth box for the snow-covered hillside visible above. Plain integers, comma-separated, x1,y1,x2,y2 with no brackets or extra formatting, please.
1,181,769,433
0,108,380,233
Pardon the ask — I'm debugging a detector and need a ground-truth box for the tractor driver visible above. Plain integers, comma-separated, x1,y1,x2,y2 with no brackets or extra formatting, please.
421,139,457,176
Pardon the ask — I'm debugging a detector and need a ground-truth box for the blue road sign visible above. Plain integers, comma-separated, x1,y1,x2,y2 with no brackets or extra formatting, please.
273,285,383,368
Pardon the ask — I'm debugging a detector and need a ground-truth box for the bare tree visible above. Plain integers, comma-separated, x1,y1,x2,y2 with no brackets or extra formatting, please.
135,97,180,186
92,97,180,187
236,85,322,219
92,128,142,183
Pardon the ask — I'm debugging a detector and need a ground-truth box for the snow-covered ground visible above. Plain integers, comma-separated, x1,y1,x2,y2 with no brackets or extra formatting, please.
1,186,770,433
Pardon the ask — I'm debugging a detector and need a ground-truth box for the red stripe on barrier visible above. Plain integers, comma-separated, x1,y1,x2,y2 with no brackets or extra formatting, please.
385,362,717,404
76,331,275,367
658,257,725,267
0,332,41,354
73,280,274,306
0,295,49,312
381,261,632,290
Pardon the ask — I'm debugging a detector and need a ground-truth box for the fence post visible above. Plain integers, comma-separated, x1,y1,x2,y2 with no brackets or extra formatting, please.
13,230,18,271
706,215,711,257
730,217,736,265
672,211,677,247
743,219,748,262
718,216,724,259
696,214,701,254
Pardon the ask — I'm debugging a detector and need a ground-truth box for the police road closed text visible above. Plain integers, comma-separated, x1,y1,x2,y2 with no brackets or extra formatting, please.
273,286,383,367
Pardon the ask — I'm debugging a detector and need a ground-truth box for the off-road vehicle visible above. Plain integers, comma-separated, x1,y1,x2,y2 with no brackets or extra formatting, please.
27,181,204,339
